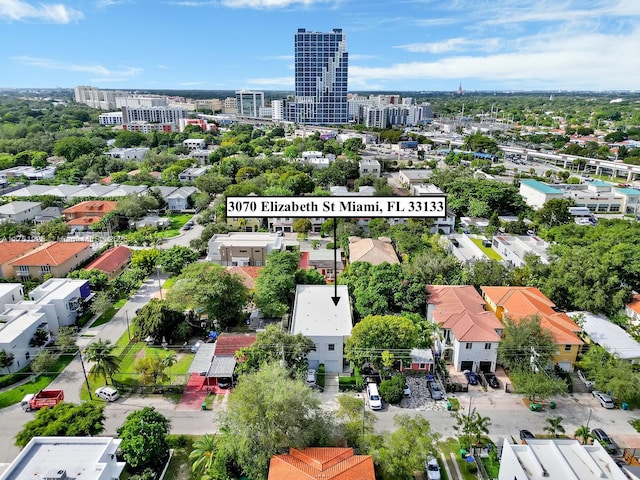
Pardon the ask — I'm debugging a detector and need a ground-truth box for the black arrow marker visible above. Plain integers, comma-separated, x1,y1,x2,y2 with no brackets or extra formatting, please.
331,219,340,306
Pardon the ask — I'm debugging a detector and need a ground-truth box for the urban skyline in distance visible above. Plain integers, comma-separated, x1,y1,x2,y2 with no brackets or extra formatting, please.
0,0,639,92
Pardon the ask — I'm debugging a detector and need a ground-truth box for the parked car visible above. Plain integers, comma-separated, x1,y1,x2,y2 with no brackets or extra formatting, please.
591,428,618,453
217,377,232,389
190,341,201,353
305,369,317,387
464,370,479,385
593,390,615,409
484,373,500,389
577,370,595,390
429,381,444,400
182,224,192,231
424,455,441,480
403,383,411,397
95,386,119,402
519,429,535,443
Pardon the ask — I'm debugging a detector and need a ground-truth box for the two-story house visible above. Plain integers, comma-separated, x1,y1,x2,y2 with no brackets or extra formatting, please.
9,241,93,280
481,286,583,371
206,232,285,266
428,285,503,373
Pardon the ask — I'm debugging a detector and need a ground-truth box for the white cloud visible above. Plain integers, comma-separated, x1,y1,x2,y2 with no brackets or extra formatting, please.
349,27,640,90
11,56,142,80
164,1,216,6
0,0,83,23
221,0,334,9
96,0,125,7
395,37,502,54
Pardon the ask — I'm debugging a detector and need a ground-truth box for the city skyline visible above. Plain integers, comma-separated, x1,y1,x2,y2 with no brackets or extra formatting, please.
0,0,639,92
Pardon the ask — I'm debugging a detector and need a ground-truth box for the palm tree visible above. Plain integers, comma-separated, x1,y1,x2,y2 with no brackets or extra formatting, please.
574,425,592,445
189,434,217,478
161,352,177,380
84,339,121,386
471,411,492,444
544,416,566,438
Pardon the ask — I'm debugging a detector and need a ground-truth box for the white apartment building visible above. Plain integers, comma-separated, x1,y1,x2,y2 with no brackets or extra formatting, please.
116,95,168,108
223,97,237,114
74,86,126,110
183,138,206,150
98,111,123,126
121,106,188,125
179,166,212,182
271,99,285,120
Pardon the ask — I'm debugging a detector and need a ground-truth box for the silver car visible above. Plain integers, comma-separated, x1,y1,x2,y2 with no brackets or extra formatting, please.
592,390,614,409
429,381,443,400
424,456,441,480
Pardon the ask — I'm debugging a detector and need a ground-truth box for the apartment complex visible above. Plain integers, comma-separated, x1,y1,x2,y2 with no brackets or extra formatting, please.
236,90,265,117
287,28,349,125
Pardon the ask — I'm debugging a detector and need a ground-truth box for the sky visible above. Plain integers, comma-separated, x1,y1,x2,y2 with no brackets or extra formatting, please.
1,0,639,92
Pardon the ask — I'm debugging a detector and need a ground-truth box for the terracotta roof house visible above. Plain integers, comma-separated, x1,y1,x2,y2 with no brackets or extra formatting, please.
268,447,375,480
226,266,262,290
0,241,42,278
10,241,93,280
428,285,503,373
348,237,399,265
63,200,117,230
481,286,583,371
84,246,131,279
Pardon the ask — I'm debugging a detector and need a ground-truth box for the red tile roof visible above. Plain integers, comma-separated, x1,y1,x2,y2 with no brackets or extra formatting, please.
0,241,42,265
481,286,583,345
67,215,104,226
10,241,91,266
63,200,117,215
428,285,502,342
214,333,257,356
268,448,375,480
226,266,262,290
85,246,131,274
298,251,310,270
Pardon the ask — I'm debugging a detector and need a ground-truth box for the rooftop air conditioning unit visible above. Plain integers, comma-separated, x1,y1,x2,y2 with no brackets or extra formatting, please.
44,469,67,480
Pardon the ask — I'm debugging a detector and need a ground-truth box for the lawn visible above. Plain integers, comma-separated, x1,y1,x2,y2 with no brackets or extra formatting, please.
159,214,193,238
0,354,75,408
90,298,128,328
470,237,503,261
438,437,477,480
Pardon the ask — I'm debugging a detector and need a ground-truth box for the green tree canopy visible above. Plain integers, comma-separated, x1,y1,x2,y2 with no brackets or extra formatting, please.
157,246,199,276
165,262,249,330
253,250,299,318
16,402,105,447
219,363,334,480
345,314,418,370
497,314,555,371
234,325,316,377
117,407,171,471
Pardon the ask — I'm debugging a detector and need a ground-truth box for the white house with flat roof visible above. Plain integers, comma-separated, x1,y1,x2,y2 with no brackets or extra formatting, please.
26,278,91,328
0,201,42,223
290,285,352,373
0,307,50,373
359,158,381,178
206,232,285,266
179,166,212,182
491,235,550,268
104,147,149,161
498,438,627,480
0,436,125,480
519,179,565,209
569,311,640,364
0,283,23,310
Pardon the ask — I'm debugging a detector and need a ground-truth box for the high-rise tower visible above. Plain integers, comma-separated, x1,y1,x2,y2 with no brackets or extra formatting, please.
289,28,348,125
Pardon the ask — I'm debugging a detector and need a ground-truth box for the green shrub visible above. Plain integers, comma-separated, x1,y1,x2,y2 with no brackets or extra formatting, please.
379,374,404,404
466,461,478,473
317,364,326,390
448,397,460,411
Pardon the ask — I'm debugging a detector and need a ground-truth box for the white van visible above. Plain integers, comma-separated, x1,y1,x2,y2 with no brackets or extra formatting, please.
367,382,382,410
95,386,120,402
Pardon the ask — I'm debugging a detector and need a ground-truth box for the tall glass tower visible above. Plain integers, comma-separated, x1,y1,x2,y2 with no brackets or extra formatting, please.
290,28,348,125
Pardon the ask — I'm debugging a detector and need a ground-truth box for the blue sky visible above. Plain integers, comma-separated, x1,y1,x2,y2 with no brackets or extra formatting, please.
1,0,639,91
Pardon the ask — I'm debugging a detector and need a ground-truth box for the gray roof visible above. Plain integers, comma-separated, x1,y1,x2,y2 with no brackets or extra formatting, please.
206,356,236,377
187,343,216,374
569,311,640,360
167,186,197,199
0,201,41,214
4,185,55,197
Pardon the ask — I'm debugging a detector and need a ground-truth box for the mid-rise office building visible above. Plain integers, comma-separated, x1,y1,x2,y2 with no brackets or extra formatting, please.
236,90,265,117
288,28,349,125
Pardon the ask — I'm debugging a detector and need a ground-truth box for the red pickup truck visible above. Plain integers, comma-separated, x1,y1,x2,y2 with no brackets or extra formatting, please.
21,389,64,412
